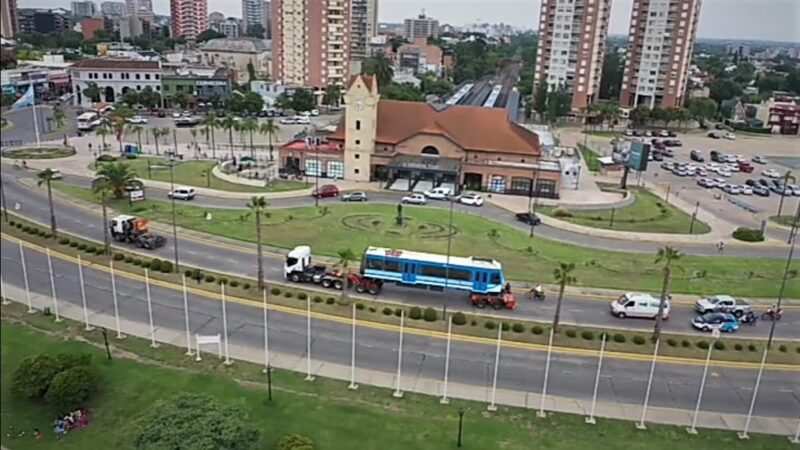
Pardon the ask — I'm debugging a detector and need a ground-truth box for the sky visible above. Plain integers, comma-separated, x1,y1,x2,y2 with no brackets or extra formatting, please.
19,0,800,42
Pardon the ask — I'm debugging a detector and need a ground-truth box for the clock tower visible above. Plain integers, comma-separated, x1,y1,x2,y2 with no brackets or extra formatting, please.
343,74,379,182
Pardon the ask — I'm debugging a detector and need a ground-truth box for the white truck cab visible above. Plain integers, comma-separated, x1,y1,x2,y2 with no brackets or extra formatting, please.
285,246,312,278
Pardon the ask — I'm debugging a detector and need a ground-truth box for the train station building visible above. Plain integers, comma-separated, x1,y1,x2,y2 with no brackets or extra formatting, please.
280,75,562,198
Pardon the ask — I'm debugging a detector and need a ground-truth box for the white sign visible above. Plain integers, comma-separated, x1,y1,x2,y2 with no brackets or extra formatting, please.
196,334,221,345
129,189,145,202
711,328,721,339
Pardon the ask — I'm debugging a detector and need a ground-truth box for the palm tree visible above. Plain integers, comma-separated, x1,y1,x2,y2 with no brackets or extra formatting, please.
92,176,114,256
202,112,218,158
96,162,138,198
110,113,129,154
95,122,111,152
37,168,59,237
241,117,258,158
247,196,269,290
219,115,238,158
52,104,67,145
189,128,198,154
363,54,394,88
337,248,356,272
552,262,577,333
130,125,144,153
259,119,280,161
653,246,681,342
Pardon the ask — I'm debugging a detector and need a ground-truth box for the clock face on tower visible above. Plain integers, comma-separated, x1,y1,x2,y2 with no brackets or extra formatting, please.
355,100,364,111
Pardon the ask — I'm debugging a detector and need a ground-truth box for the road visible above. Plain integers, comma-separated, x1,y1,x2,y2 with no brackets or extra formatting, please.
1,238,798,420
2,167,799,340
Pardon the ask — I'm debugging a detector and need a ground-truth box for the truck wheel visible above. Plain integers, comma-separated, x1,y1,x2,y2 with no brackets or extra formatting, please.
355,285,365,293
290,273,300,283
492,301,503,310
333,280,343,290
368,286,380,295
321,279,332,288
617,312,626,319
474,299,486,309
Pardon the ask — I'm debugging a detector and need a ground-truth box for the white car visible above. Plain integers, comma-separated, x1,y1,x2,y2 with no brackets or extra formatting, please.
610,293,670,320
294,115,311,124
740,185,753,195
310,109,320,116
458,192,484,206
171,112,182,119
279,117,297,125
167,186,196,200
724,132,736,140
423,187,451,200
718,169,732,178
762,169,781,178
127,115,148,124
752,156,767,164
726,164,739,172
401,193,427,205
723,184,741,195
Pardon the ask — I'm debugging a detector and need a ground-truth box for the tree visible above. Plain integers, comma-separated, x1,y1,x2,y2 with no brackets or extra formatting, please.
138,87,161,109
241,117,259,158
37,168,59,237
219,115,238,156
259,119,280,161
599,49,624,100
83,82,100,103
247,196,269,290
246,61,257,85
129,125,144,153
151,128,170,155
544,84,571,123
96,162,138,198
242,91,264,115
196,29,225,43
533,81,548,119
552,262,576,333
290,89,316,113
420,74,454,97
122,90,140,107
110,107,133,153
653,246,681,342
95,122,111,152
134,393,260,450
685,98,718,127
362,54,394,89
323,84,342,107
202,113,218,158
629,106,652,128
52,104,66,130
44,366,100,412
337,248,356,271
381,83,424,102
92,176,114,255
245,24,265,38
275,92,293,110
12,354,61,399
709,78,743,104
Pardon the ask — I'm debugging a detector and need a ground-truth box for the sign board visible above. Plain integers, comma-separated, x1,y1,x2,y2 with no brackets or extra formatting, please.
626,142,650,171
129,189,145,202
711,328,721,339
195,334,222,362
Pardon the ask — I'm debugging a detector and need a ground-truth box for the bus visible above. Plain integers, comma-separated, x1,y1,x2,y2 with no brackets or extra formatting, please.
77,112,102,131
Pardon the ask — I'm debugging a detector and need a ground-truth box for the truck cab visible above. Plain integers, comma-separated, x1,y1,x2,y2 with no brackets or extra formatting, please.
285,246,312,279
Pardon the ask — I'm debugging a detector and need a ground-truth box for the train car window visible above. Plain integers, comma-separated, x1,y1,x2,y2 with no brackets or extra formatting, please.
384,259,400,272
366,257,384,270
491,272,501,285
449,268,472,281
421,265,448,278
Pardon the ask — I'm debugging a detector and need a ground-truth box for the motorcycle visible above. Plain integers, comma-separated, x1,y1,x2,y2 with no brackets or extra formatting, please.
740,311,758,326
760,307,783,321
528,285,546,302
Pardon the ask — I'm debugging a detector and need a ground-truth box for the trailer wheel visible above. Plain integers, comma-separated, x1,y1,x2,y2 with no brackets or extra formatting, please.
355,285,365,294
333,280,344,290
368,286,380,295
474,299,486,309
290,273,301,283
321,279,332,288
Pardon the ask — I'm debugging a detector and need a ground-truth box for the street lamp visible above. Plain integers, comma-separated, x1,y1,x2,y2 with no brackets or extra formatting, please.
0,149,8,222
457,408,465,448
168,154,180,273
767,200,799,348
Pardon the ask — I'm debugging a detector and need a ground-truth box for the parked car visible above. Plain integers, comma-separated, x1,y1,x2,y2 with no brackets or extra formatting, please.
515,212,542,226
47,169,63,180
723,132,736,140
707,131,722,139
762,169,781,178
752,155,768,164
423,187,452,200
745,179,757,187
695,294,752,317
312,184,340,198
341,191,368,202
752,185,770,197
697,178,715,188
757,178,771,188
723,184,742,195
280,117,297,125
609,293,670,320
167,186,196,201
740,185,753,195
458,192,484,206
690,150,705,162
691,313,740,333
651,151,664,162
127,115,148,124
401,193,427,205
738,162,754,173
710,150,721,162
788,184,800,197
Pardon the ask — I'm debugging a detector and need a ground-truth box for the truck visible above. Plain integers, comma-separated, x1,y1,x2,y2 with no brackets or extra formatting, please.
694,294,752,317
284,246,382,294
109,215,166,250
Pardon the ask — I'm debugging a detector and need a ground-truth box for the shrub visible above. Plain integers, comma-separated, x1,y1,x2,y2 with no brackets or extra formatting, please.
713,341,725,351
184,269,193,277
531,325,544,335
229,280,239,288
697,341,709,350
552,207,573,218
382,307,393,316
409,306,422,320
423,307,437,322
356,303,365,310
218,277,228,285
632,336,646,345
277,433,314,450
565,329,577,338
114,253,125,261
501,322,510,331
667,338,678,347
204,275,215,283
581,330,594,341
325,297,335,305
452,312,467,326
142,262,151,269
96,154,117,162
12,354,61,399
394,308,402,317
84,247,95,254
313,297,323,303
732,227,764,242
298,293,309,300
132,259,142,266
149,259,162,272
242,283,250,290
159,260,173,273
734,343,744,351
512,323,525,333
613,334,626,343
45,366,100,412
15,223,22,229
485,321,496,330
470,320,478,326
59,238,70,245
748,344,758,352
368,306,377,313
796,346,800,354
283,291,293,298
77,243,87,250
311,295,321,303
124,256,133,263
681,340,691,348
70,241,79,248
22,225,31,233
779,344,787,353
271,287,281,296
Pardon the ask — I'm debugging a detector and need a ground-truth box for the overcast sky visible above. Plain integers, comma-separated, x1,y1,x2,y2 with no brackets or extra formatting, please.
20,0,800,42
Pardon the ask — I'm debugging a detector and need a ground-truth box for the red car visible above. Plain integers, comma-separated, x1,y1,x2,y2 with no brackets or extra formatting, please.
738,162,754,173
312,184,340,198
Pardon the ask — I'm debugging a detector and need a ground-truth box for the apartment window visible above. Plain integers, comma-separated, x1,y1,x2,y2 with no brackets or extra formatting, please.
145,74,151,80
155,74,160,80
135,74,140,80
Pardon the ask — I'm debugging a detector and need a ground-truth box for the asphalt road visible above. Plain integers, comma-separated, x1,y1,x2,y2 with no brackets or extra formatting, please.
1,168,798,339
1,238,798,419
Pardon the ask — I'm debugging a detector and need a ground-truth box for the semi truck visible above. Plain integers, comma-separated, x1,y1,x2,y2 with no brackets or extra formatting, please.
109,215,166,250
284,246,381,294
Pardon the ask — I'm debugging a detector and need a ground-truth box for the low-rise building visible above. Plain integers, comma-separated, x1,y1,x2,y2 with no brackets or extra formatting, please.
767,97,800,135
200,37,271,84
70,57,162,106
161,67,233,107
78,17,107,40
250,80,289,108
396,38,444,76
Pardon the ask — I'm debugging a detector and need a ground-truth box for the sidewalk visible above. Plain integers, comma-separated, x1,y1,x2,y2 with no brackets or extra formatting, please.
3,284,796,439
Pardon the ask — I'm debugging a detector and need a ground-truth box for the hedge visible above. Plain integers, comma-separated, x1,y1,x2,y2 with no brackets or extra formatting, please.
732,227,764,242
512,323,525,333
632,335,646,345
452,312,467,326
423,307,437,322
409,307,422,320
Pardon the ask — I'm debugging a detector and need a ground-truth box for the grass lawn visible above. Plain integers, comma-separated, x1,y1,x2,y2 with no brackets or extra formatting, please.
1,316,793,450
4,147,76,159
578,144,602,172
52,182,799,298
771,215,798,228
94,157,309,193
538,186,711,234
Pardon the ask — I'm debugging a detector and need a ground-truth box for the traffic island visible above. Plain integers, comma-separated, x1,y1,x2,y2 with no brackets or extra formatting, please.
3,146,76,160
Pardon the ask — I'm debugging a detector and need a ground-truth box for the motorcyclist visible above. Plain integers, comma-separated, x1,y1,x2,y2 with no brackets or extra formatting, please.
764,304,784,320
529,284,545,301
741,310,757,325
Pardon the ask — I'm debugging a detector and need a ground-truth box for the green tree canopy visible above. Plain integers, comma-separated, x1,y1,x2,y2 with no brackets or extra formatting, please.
290,88,316,112
196,29,225,43
362,54,394,89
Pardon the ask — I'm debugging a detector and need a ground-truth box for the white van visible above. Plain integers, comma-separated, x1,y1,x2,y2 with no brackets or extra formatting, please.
423,187,451,200
167,186,196,201
610,293,670,320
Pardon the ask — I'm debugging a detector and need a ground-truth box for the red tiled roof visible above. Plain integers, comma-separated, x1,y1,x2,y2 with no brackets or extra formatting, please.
71,58,160,70
280,139,343,154
331,101,540,156
348,74,376,92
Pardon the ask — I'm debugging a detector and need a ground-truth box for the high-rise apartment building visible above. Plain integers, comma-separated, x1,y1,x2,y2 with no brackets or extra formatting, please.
0,0,18,38
72,1,97,18
100,1,126,16
262,1,272,38
350,0,378,60
242,0,265,35
620,0,702,109
126,0,153,21
533,0,612,111
403,12,439,40
272,0,351,90
170,0,208,41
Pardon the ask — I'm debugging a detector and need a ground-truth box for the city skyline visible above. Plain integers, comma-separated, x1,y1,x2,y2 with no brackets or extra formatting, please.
12,0,800,42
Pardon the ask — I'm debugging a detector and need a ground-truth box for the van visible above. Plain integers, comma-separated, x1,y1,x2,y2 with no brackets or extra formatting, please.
610,293,670,320
168,187,196,201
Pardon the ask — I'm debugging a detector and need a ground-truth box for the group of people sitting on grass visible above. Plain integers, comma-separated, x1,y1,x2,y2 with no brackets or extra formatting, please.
53,408,90,439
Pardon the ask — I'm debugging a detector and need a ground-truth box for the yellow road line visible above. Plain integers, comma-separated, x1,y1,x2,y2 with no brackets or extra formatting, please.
4,233,799,372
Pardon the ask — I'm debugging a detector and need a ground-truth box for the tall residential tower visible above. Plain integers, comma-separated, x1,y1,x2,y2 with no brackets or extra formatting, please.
242,0,265,35
534,0,612,111
170,0,208,41
350,0,378,60
620,0,702,109
1,0,18,38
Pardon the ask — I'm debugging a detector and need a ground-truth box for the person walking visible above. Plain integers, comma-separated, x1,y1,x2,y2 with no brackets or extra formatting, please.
717,241,725,254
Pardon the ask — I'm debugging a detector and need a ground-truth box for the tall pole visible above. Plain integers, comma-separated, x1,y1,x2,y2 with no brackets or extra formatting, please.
768,201,799,347
77,254,93,330
348,302,358,390
46,248,61,322
0,265,9,305
144,269,158,348
440,315,453,404
19,241,33,313
32,90,41,147
444,194,455,292
393,310,405,398
537,328,554,418
530,169,540,238
487,325,502,411
689,201,700,234
221,284,232,365
0,152,8,222
169,158,180,273
305,294,315,381
636,338,661,430
262,289,270,373
585,333,607,424
181,274,192,355
687,334,715,434
738,346,769,440
777,171,793,217
109,260,122,337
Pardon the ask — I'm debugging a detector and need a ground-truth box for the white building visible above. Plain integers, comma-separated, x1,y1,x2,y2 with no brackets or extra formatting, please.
200,37,271,84
70,58,162,106
251,80,289,108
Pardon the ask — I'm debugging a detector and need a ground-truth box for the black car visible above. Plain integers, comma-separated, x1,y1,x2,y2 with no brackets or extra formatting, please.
745,179,756,187
757,178,770,188
753,186,770,197
710,150,721,162
515,213,542,226
690,150,704,162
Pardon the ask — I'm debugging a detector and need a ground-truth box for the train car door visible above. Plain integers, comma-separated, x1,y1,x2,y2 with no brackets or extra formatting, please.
402,262,417,284
473,271,488,292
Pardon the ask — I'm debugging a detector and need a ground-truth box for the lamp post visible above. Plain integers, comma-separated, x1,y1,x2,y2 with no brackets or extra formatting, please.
768,200,799,348
168,155,180,273
0,149,7,222
457,408,465,448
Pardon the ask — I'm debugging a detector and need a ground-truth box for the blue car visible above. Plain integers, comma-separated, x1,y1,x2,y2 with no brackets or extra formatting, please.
691,313,739,333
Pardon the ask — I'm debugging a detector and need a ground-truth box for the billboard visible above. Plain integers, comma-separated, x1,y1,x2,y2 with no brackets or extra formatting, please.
626,142,650,171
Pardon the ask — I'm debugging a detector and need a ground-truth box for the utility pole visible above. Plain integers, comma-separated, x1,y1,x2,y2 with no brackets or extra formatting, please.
169,155,180,273
768,201,799,348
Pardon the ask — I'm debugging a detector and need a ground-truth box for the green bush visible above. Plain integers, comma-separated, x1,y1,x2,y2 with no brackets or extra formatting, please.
632,336,646,345
531,325,544,335
242,283,250,290
22,225,31,233
681,340,691,348
356,303,365,310
149,259,162,272
452,312,467,326
277,433,314,450
485,321,496,330
423,307,437,322
114,253,125,261
142,262,151,269
298,293,309,300
218,277,228,285
271,287,281,296
325,297,335,305
283,291,293,298
78,243,87,250
124,256,133,263
229,280,239,287
184,269,193,277
160,260,173,273
409,307,422,320
748,344,758,352
382,307,393,316
732,227,764,242
613,334,626,343
133,259,142,266
734,343,743,351
12,354,61,399
501,322,510,332
581,330,594,341
44,366,100,412
310,295,321,303
666,338,678,347
313,297,323,303
565,329,577,338
84,247,95,254
778,344,787,353
471,320,478,326
552,207,573,218
70,241,79,248
204,275,215,283
394,308,402,317
697,341,709,350
59,238,70,245
713,341,725,351
512,323,525,333
96,154,117,162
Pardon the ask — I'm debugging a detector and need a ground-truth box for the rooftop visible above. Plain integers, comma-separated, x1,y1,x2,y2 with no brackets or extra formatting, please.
70,58,160,70
200,38,272,53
